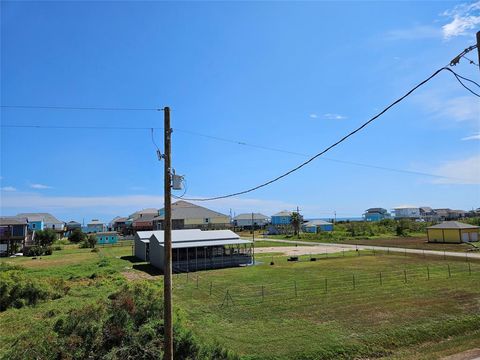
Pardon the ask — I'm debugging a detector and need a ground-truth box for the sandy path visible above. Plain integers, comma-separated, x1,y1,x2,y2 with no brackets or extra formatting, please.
255,245,349,256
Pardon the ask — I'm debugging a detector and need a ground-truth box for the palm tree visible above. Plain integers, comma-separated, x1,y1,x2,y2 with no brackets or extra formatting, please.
291,212,301,238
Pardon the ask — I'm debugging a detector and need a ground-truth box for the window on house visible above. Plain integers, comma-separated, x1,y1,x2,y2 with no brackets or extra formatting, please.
32,224,36,229
52,224,55,229
205,218,209,223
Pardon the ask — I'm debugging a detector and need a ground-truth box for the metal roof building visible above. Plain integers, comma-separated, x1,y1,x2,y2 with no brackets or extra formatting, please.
427,221,479,243
141,229,252,272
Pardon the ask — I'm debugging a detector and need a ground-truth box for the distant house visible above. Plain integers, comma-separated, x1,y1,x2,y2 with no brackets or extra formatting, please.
233,213,269,229
271,211,294,225
392,206,420,219
95,231,118,245
427,221,479,243
83,219,106,233
434,209,467,221
146,229,252,273
303,220,333,233
0,217,29,255
153,201,230,230
363,208,391,222
17,213,65,233
129,208,159,221
419,207,438,222
110,217,128,233
65,221,82,236
132,213,157,231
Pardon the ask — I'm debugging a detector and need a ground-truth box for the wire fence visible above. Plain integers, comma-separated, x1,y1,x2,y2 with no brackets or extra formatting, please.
173,257,480,310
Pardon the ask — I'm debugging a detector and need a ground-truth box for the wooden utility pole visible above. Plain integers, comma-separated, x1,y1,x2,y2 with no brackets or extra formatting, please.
477,31,480,72
163,106,173,360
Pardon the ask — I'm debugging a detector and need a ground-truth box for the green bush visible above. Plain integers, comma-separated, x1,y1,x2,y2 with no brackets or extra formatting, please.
3,282,239,360
68,228,86,243
0,267,68,312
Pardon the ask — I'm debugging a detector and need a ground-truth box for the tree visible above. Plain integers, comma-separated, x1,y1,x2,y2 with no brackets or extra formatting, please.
34,229,57,247
291,212,301,238
68,228,86,243
81,234,97,249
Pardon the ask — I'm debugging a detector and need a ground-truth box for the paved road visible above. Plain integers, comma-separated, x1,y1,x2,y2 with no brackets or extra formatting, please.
252,238,480,260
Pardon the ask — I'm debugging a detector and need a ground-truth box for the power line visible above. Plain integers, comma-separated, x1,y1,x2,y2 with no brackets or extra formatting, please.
0,105,162,111
444,68,480,97
176,66,461,201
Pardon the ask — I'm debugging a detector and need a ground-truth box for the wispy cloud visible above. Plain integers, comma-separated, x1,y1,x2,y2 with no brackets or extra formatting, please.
385,25,442,41
442,1,480,39
323,113,347,120
309,113,318,119
430,155,480,184
415,91,480,124
0,186,17,192
461,133,480,141
30,183,52,189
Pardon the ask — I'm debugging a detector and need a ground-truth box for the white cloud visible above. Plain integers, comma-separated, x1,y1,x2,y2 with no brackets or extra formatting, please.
461,133,480,141
430,155,480,184
30,183,52,189
415,92,480,124
0,192,298,217
442,1,480,39
0,186,16,192
309,113,318,119
386,25,442,41
323,113,347,120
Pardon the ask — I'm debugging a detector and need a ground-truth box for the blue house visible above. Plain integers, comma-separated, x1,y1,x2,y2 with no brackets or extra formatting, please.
271,211,293,225
363,208,391,222
303,220,334,233
95,231,118,245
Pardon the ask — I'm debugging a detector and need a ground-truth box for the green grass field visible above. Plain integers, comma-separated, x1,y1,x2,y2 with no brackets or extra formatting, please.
1,244,480,359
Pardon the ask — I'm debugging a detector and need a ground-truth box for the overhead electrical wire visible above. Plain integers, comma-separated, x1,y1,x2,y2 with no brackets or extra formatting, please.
175,66,478,201
0,105,162,111
443,68,480,97
1,122,470,183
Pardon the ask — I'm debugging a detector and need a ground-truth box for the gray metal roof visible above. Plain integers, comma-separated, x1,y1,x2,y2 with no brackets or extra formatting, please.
234,213,269,220
154,200,229,221
0,216,28,225
17,212,63,224
427,221,479,230
167,239,252,249
272,210,293,217
304,220,333,226
150,229,240,244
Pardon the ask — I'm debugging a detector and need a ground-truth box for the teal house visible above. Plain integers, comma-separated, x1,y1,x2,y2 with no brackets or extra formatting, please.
95,231,118,245
271,211,293,225
303,220,334,233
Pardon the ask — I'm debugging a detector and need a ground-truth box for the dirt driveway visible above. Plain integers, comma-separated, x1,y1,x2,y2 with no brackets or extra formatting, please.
255,245,348,256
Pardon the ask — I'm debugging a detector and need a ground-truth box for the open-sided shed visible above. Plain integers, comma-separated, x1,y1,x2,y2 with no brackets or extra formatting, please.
147,229,252,273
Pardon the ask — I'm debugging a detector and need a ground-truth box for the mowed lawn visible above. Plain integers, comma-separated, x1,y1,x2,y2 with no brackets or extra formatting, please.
173,253,480,359
1,244,480,359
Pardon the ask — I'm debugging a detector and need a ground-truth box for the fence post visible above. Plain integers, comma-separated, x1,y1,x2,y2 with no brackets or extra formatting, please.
447,264,451,278
427,265,430,280
404,269,407,284
379,272,382,286
352,274,356,290
294,280,297,297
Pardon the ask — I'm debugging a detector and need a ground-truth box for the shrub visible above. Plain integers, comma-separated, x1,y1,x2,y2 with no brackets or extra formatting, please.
68,228,86,243
3,282,239,359
34,229,57,247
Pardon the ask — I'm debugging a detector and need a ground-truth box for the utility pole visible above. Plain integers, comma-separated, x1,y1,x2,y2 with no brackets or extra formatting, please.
477,31,480,72
296,206,300,239
163,107,173,360
252,212,255,264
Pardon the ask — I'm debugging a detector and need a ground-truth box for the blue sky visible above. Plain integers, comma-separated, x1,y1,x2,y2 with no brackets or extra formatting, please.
1,1,479,222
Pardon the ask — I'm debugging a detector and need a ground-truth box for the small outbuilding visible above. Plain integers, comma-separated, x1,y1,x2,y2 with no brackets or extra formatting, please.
427,221,479,243
134,230,154,261
95,231,118,245
303,220,334,233
144,229,252,273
